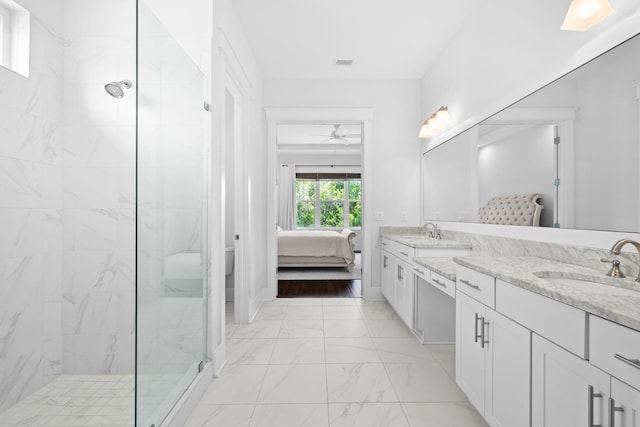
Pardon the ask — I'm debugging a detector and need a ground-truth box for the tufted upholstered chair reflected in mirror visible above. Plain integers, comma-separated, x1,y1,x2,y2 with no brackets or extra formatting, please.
478,194,544,226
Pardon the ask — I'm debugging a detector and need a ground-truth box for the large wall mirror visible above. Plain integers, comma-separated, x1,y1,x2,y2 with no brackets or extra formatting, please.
423,32,640,233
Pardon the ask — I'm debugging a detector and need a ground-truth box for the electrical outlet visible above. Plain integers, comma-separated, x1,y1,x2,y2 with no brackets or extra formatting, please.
400,211,408,222
374,211,384,221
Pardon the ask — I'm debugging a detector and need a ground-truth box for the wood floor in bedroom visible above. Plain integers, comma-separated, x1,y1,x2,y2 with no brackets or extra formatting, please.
278,279,362,298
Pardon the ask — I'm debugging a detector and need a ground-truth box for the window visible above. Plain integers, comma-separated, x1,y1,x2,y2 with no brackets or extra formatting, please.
296,173,361,229
0,0,29,77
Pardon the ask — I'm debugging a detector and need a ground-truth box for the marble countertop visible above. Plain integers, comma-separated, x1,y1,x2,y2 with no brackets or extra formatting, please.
413,257,457,281
454,256,640,331
381,234,472,250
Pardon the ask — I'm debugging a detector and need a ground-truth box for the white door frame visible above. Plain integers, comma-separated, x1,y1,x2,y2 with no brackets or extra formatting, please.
218,30,252,324
265,108,375,300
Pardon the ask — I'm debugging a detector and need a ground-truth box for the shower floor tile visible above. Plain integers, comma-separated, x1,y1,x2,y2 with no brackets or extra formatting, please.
0,375,134,427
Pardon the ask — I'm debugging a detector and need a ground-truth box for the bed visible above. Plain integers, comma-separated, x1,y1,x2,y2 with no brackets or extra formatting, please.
277,228,357,272
478,193,544,226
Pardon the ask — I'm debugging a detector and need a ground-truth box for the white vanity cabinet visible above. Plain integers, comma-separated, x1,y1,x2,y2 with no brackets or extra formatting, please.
380,238,415,328
531,334,609,427
380,236,470,331
456,271,531,427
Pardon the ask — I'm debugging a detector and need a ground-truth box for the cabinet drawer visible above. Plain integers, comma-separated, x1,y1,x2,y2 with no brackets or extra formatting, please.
413,264,430,282
456,265,495,308
430,271,455,299
496,279,587,358
590,315,640,391
381,238,415,262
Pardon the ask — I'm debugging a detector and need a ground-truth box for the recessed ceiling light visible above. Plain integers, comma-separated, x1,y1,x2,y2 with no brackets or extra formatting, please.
335,59,353,66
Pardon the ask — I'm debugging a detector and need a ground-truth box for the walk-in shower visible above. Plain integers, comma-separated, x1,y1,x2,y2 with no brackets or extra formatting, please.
104,79,133,98
0,1,209,426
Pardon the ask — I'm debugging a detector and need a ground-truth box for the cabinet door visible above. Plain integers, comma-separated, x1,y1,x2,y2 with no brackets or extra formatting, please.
611,378,640,427
456,291,487,413
485,310,531,427
532,334,610,427
395,260,413,328
381,251,393,304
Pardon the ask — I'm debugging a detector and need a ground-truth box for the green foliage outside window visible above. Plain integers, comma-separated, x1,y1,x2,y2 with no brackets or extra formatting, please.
295,177,361,229
297,202,315,228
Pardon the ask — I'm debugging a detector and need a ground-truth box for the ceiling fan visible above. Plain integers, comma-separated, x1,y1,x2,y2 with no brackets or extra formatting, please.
318,124,361,145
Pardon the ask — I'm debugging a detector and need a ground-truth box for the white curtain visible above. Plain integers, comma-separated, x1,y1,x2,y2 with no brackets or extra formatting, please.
278,164,296,230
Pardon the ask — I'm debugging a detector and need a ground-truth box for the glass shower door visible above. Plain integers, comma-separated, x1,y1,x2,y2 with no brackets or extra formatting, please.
136,2,208,425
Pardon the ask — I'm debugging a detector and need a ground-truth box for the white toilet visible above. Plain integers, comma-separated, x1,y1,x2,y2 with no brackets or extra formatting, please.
225,246,234,276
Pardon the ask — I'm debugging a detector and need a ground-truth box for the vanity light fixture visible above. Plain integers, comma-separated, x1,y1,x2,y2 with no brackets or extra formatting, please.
419,106,450,138
561,0,613,31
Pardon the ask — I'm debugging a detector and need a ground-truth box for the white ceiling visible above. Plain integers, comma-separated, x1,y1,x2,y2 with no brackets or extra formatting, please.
231,0,480,80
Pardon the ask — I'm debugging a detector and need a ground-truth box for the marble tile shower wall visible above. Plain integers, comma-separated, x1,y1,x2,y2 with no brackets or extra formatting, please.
0,0,64,412
61,0,136,375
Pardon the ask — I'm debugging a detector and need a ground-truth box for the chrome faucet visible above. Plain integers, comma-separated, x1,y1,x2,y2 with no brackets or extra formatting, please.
423,222,442,239
609,238,640,282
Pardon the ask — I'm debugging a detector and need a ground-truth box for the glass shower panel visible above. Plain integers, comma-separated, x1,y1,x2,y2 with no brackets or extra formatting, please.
136,2,208,426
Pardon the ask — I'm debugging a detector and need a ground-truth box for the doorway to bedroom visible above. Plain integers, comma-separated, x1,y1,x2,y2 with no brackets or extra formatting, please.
275,122,363,298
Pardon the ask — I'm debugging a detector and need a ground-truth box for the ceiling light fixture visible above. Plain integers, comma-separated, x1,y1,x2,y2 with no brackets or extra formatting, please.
561,0,613,31
419,106,450,139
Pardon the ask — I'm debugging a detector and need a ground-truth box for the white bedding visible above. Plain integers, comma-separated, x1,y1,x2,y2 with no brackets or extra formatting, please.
277,229,355,264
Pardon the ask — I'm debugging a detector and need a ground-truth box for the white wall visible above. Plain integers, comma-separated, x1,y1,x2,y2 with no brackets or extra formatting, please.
0,0,64,411
264,79,422,291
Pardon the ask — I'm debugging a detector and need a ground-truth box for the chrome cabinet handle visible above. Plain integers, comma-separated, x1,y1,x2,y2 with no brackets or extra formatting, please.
383,256,388,268
414,268,425,275
432,278,447,288
381,242,387,246
588,385,603,427
480,318,489,349
398,265,404,280
608,397,624,427
474,313,481,343
400,251,409,257
460,279,480,290
614,353,640,369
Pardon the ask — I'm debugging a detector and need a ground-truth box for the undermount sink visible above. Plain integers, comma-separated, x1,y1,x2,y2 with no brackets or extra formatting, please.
533,271,640,297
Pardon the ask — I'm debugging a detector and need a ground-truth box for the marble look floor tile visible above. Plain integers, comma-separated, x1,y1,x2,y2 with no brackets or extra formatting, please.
278,319,324,338
323,319,369,338
182,404,254,427
358,302,398,319
231,320,283,339
286,298,323,306
269,338,325,364
257,364,327,404
226,339,277,365
326,364,398,403
324,338,380,364
199,365,268,404
402,402,489,427
250,404,329,427
329,403,409,427
254,305,287,321
226,323,239,338
365,319,414,338
322,298,359,306
427,345,456,379
373,338,435,363
385,362,467,402
284,306,323,320
323,306,363,319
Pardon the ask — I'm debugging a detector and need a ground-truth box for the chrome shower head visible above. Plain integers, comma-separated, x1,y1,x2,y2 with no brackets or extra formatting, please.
104,80,132,98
